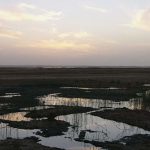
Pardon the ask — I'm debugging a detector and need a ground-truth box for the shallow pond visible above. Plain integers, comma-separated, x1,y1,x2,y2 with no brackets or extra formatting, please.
39,94,143,110
0,88,150,150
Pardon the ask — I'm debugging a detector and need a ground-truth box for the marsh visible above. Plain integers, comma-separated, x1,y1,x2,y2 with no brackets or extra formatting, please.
0,67,150,150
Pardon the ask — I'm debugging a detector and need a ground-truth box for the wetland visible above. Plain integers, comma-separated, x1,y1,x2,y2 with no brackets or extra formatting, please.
0,67,150,150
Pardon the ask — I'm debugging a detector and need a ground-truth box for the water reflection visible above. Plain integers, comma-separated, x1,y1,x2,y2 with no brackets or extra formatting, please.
0,87,149,150
0,106,53,122
0,93,21,98
0,112,31,121
0,121,103,150
39,95,143,110
39,135,104,150
61,87,123,90
0,123,37,140
56,113,150,142
143,84,150,87
20,106,53,111
36,93,150,149
145,90,150,97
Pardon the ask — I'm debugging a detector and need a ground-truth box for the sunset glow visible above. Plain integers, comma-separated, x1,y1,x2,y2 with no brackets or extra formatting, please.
0,0,150,66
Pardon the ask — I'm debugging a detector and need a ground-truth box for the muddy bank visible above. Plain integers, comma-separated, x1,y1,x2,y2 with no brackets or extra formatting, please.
25,106,95,119
58,88,141,101
91,108,150,131
0,118,69,137
0,137,64,150
75,134,150,150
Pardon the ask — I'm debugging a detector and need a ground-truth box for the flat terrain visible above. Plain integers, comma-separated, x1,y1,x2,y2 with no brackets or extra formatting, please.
0,67,150,150
0,67,150,87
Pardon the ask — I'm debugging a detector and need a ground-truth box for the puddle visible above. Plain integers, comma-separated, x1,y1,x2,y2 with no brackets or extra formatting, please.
0,112,31,121
0,123,37,140
39,134,103,150
20,106,53,111
0,120,103,150
143,84,150,87
0,87,150,150
0,93,21,98
38,112,150,150
57,113,150,142
0,110,149,150
146,90,150,96
35,93,150,149
39,95,143,110
60,87,124,90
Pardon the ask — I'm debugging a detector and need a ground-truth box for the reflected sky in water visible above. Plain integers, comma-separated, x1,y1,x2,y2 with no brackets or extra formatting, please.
0,112,31,121
0,123,37,140
0,88,150,150
57,113,149,142
0,93,21,98
39,94,143,110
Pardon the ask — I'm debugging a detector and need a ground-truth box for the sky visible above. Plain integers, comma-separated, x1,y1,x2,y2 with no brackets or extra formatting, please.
0,0,150,66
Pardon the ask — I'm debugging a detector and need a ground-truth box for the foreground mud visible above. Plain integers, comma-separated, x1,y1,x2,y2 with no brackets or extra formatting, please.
76,134,150,150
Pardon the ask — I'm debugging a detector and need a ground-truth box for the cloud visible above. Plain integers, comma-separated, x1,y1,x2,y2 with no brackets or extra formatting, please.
29,31,92,52
0,3,63,22
84,5,108,13
0,27,22,39
23,39,93,51
18,3,36,10
127,8,150,31
58,32,90,39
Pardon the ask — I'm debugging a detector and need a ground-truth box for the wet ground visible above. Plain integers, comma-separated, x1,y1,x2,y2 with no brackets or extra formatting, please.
0,67,150,150
0,86,149,150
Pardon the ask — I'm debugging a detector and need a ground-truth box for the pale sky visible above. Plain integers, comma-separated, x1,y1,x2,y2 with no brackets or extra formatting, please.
0,0,150,66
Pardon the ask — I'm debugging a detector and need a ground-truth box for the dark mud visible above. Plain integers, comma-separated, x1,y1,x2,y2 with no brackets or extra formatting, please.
58,88,142,101
0,119,70,137
25,106,95,119
76,134,150,150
